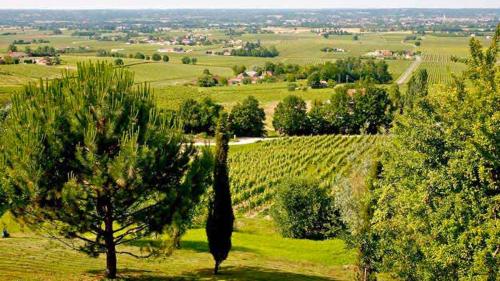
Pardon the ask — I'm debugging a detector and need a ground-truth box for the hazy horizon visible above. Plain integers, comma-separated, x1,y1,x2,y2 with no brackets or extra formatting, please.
1,0,499,10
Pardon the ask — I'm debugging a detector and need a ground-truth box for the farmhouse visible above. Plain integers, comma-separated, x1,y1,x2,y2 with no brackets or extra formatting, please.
8,51,27,59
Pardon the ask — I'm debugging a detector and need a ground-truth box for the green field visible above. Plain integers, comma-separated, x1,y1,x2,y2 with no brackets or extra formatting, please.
0,28,482,109
0,213,357,281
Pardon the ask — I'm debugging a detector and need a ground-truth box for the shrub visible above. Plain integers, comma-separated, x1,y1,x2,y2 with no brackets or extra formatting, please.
271,179,344,240
114,58,124,66
134,52,145,59
162,55,169,62
181,56,191,64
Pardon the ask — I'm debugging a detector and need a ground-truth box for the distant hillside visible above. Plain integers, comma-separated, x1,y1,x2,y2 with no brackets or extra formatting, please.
229,135,381,213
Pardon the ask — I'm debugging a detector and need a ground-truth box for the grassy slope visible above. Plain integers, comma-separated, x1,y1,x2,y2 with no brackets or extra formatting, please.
0,213,357,281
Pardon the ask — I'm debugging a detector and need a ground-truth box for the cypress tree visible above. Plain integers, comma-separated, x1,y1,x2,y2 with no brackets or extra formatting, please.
206,113,234,274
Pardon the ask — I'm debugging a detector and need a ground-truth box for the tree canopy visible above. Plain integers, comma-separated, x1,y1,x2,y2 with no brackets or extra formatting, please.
373,26,499,280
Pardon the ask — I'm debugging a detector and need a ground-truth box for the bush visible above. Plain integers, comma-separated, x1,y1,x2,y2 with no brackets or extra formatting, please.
162,55,169,62
271,179,344,240
114,58,124,66
181,56,191,64
134,52,145,59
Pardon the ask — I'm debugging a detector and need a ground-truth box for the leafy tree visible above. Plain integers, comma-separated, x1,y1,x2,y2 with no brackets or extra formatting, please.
191,57,198,65
351,85,392,134
308,71,323,89
271,179,343,240
181,56,191,64
388,83,403,114
178,98,223,135
308,100,331,135
373,26,499,280
152,53,161,61
231,65,246,75
404,69,428,111
229,96,266,137
197,73,218,87
206,114,234,274
272,95,309,136
7,44,17,52
0,62,214,279
335,159,382,281
162,55,169,62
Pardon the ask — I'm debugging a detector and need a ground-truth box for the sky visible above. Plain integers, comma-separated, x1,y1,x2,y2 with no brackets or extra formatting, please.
0,0,499,9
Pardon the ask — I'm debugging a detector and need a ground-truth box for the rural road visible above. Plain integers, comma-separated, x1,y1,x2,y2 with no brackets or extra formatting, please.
396,55,422,85
194,137,276,146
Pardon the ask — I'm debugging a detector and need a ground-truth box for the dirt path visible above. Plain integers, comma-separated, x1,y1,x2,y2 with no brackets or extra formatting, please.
194,137,277,146
396,55,422,85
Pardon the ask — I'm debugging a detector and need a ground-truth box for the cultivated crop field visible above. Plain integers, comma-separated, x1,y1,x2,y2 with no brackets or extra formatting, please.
0,28,477,107
229,135,381,213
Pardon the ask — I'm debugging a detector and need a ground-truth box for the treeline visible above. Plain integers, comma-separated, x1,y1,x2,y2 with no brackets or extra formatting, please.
273,83,395,136
230,58,392,86
231,42,279,58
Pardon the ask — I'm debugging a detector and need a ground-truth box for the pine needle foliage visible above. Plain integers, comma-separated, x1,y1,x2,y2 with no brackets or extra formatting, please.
0,62,214,279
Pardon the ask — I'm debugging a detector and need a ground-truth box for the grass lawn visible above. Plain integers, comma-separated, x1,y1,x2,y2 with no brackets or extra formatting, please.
0,213,358,281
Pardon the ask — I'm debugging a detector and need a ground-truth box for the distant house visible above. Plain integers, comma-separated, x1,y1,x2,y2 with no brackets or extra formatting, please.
347,88,366,97
245,71,259,78
8,51,27,59
228,77,242,85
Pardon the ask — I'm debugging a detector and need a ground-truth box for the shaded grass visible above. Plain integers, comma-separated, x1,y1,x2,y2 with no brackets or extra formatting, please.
0,215,357,281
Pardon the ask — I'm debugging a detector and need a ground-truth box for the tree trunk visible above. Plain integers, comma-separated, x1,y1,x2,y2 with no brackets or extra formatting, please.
104,201,117,279
214,260,220,275
105,243,117,279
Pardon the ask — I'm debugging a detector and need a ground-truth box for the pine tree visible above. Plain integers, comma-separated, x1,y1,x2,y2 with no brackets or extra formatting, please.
0,62,214,279
206,113,234,274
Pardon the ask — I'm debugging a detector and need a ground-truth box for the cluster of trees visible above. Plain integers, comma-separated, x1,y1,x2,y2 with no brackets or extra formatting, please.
231,41,279,58
197,69,226,87
307,58,392,87
0,62,235,279
12,39,44,45
367,31,499,280
178,96,266,137
231,58,391,87
331,29,500,281
273,83,394,136
96,49,126,58
182,56,198,64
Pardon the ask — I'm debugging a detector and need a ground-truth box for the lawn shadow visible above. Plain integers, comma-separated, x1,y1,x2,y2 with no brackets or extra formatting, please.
127,239,255,254
115,266,341,281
